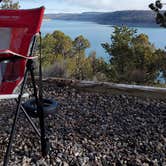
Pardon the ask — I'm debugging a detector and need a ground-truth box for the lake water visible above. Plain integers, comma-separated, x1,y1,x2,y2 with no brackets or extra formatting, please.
41,19,166,61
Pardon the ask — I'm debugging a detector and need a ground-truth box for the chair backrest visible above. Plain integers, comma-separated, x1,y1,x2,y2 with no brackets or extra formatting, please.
0,7,45,94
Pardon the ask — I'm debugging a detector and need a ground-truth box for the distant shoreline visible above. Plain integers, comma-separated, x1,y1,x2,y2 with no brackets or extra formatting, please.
48,18,160,29
45,10,160,28
43,18,52,21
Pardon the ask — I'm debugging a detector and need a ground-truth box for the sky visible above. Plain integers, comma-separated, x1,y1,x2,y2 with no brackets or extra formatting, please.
17,0,155,13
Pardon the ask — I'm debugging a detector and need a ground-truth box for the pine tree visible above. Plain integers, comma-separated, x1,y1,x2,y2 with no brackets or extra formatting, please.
102,26,165,84
0,0,20,9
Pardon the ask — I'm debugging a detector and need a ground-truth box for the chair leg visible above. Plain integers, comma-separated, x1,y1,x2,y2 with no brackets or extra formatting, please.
29,65,48,157
20,105,41,137
3,69,29,166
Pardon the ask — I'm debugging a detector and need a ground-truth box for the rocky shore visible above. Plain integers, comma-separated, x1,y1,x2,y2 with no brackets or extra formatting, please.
0,80,166,166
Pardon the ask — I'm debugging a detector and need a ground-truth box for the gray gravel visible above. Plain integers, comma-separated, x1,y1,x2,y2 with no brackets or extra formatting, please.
0,82,166,166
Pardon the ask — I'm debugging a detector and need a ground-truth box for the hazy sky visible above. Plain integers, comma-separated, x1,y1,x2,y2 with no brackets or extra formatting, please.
18,0,154,13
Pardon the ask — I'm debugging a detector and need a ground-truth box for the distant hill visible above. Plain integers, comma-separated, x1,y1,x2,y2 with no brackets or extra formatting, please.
45,10,157,27
45,12,102,21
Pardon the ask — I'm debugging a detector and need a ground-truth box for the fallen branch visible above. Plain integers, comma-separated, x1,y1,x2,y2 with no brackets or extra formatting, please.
41,78,166,99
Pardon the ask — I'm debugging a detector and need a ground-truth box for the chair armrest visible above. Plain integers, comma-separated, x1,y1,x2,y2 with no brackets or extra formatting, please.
0,49,38,59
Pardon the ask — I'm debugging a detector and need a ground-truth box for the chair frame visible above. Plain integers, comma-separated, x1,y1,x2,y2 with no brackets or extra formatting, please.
2,34,48,166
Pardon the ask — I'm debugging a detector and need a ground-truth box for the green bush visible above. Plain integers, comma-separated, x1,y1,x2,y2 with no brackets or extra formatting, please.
41,30,110,81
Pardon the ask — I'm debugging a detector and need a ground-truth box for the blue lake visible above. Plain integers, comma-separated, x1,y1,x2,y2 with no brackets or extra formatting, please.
41,19,166,61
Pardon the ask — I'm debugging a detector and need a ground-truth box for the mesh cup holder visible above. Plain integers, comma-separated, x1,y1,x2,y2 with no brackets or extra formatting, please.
0,58,21,83
23,98,58,118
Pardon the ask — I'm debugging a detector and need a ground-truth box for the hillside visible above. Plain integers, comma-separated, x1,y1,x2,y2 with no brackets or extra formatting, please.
45,12,102,22
45,10,157,27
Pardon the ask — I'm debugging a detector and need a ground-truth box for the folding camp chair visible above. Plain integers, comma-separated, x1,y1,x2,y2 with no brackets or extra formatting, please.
0,7,52,166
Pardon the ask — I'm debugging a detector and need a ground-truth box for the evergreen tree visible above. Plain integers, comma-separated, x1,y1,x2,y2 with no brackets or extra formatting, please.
42,31,73,66
0,0,20,9
73,35,90,80
52,31,73,59
102,26,165,84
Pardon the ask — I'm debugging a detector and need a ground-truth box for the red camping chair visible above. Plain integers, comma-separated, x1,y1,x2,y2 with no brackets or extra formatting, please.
0,7,56,166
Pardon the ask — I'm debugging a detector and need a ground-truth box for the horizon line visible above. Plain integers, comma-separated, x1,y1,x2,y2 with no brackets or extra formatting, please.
45,9,153,14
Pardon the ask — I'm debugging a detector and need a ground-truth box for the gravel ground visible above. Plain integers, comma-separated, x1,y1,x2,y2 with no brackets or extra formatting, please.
0,82,166,166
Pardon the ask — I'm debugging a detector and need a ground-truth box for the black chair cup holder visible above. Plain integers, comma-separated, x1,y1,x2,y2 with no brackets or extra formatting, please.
23,98,58,118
